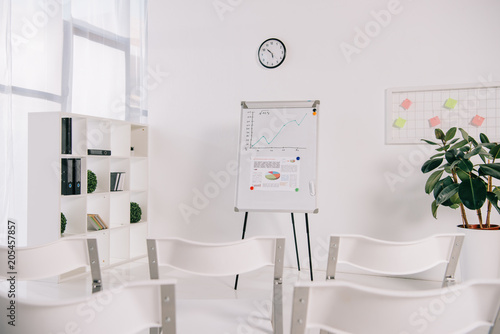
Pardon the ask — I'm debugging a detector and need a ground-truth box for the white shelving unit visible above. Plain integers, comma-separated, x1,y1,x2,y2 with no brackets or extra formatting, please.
28,111,148,269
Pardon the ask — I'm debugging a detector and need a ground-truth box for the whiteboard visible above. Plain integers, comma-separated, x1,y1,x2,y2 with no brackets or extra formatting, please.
235,100,319,213
386,82,500,144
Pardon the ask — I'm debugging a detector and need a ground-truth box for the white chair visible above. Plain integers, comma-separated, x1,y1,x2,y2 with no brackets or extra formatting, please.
147,236,285,334
325,234,465,287
290,279,500,334
0,237,103,293
0,279,176,334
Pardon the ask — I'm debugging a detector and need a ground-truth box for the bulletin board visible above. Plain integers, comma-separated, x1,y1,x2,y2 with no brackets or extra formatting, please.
234,100,319,213
386,82,500,144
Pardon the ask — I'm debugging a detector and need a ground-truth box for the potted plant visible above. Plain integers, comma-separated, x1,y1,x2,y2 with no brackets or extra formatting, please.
421,127,500,280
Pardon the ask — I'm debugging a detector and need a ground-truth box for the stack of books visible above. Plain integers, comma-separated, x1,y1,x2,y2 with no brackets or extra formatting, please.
110,172,125,191
87,214,108,231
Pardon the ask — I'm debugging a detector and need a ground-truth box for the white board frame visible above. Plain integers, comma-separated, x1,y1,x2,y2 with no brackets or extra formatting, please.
386,82,500,144
234,100,319,213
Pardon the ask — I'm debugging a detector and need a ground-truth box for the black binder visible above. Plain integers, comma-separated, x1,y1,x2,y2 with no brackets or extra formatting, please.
61,118,72,154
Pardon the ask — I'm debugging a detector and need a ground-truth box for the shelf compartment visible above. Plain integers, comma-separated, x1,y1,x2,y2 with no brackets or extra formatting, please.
130,221,148,259
87,193,110,230
86,118,112,153
131,125,148,157
109,227,130,265
70,116,88,156
88,229,110,267
109,191,130,228
61,196,87,235
130,191,148,223
110,158,129,192
110,123,131,157
130,157,148,191
86,157,110,194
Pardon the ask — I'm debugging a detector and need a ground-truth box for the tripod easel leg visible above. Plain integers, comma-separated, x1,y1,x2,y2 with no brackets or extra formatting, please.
305,213,313,281
291,213,301,271
234,211,249,290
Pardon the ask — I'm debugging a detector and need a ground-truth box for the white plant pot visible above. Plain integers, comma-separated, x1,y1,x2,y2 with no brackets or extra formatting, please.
458,225,500,281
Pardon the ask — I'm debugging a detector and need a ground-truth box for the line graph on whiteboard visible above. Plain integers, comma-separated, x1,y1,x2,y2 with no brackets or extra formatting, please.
243,108,314,151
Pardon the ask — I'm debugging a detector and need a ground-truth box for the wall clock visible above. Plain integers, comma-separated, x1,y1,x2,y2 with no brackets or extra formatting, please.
258,38,286,69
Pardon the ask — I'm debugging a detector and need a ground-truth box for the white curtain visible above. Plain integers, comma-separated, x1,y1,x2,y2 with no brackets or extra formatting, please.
0,0,147,246
0,0,13,245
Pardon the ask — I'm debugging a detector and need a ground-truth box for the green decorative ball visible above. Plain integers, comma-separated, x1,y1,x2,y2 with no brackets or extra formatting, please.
87,170,97,193
130,202,142,223
61,212,67,234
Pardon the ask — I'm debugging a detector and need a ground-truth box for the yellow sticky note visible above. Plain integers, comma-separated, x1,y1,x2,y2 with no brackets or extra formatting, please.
394,117,406,128
444,98,458,109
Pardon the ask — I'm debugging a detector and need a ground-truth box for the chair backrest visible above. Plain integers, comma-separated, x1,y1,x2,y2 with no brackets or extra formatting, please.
147,236,285,334
326,234,464,286
290,279,500,334
0,279,176,334
0,237,102,292
147,236,285,279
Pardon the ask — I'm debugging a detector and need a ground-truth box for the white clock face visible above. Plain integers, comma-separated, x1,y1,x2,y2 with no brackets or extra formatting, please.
258,38,286,69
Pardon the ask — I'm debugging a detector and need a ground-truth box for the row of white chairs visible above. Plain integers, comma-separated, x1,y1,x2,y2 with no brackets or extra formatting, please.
1,234,500,333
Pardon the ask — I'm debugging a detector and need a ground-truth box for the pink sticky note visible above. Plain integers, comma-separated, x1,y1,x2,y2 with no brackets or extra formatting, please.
429,116,440,127
471,115,485,127
401,99,412,110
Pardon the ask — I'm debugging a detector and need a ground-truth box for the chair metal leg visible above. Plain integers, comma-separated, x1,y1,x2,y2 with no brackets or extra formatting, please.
147,239,160,280
161,284,176,334
272,281,284,334
87,239,102,293
326,236,340,280
442,235,464,287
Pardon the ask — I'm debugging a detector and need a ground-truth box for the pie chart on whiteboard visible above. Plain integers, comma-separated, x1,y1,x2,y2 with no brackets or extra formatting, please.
265,171,280,180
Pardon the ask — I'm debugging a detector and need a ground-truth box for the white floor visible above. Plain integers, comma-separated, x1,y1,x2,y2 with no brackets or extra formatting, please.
0,260,491,333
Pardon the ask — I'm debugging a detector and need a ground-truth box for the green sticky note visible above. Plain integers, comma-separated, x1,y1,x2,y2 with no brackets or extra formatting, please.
394,117,406,128
444,98,458,109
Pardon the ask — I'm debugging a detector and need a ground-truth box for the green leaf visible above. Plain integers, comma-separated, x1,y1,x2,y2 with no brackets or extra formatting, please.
482,143,496,149
421,139,439,146
464,146,483,159
421,158,443,173
489,144,500,161
479,152,493,164
486,192,500,215
445,149,457,164
449,192,461,205
456,169,470,182
430,153,445,159
436,183,460,205
457,159,473,173
469,137,479,147
478,163,500,180
445,128,457,141
450,139,468,150
436,144,450,152
431,200,439,219
425,170,444,194
458,178,487,210
435,129,445,140
459,128,470,141
480,133,490,143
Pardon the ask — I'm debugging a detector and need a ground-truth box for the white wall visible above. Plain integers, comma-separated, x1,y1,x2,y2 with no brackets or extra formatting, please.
148,0,500,269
